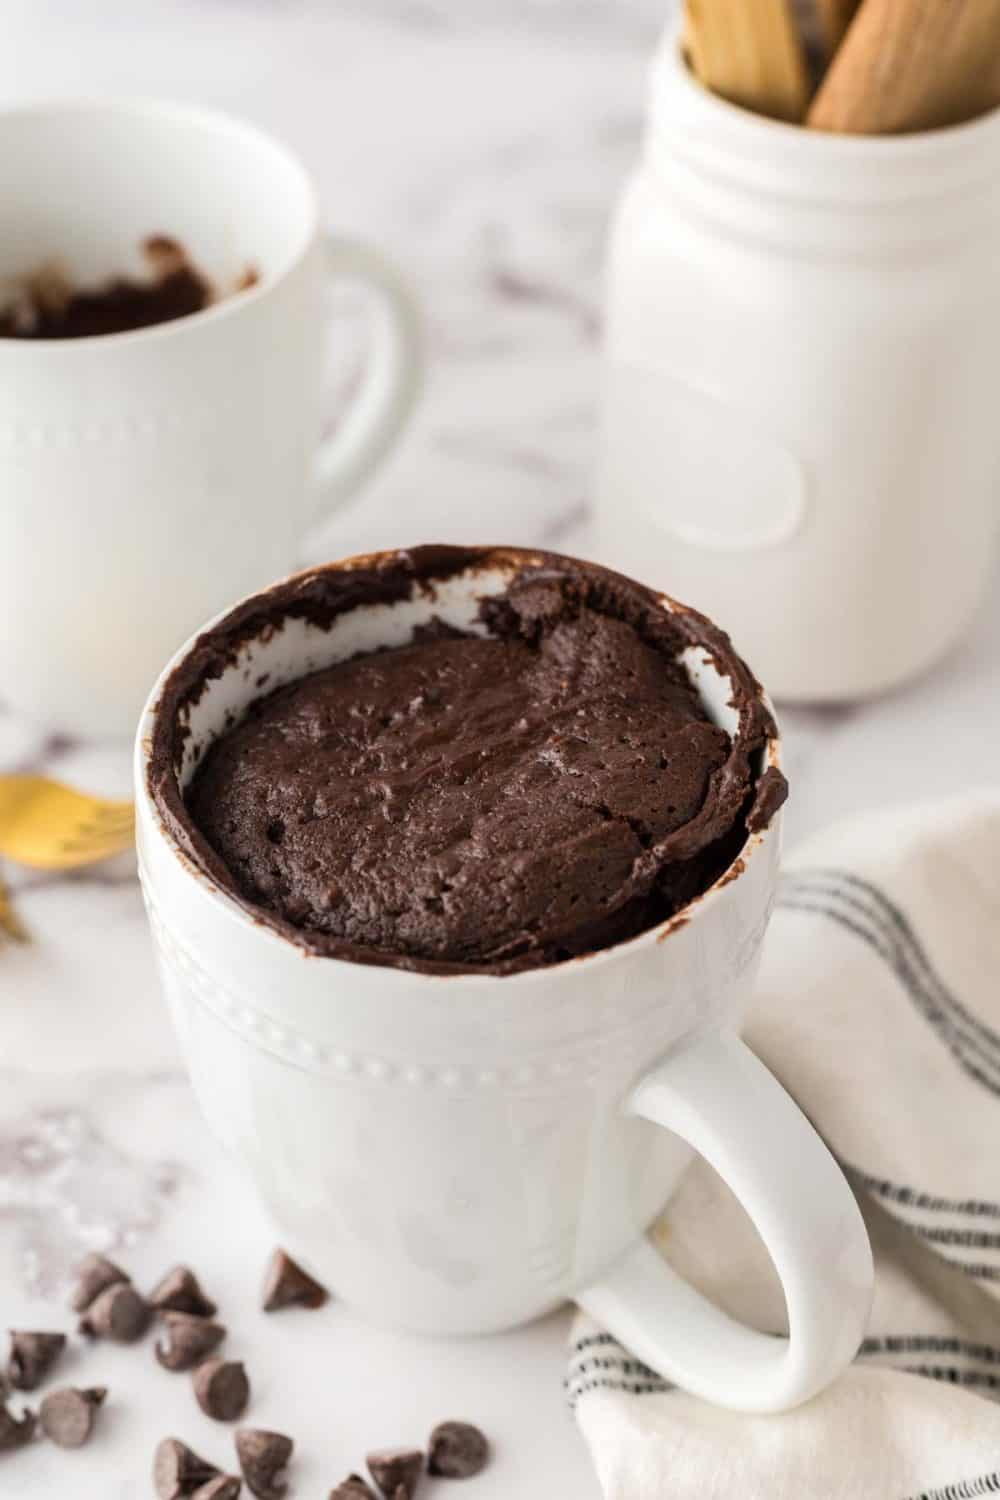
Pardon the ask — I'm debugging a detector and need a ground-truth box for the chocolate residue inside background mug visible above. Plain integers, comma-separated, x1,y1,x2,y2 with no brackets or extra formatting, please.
0,235,258,340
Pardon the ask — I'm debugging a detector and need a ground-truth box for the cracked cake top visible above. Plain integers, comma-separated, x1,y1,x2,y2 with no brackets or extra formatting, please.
180,553,784,974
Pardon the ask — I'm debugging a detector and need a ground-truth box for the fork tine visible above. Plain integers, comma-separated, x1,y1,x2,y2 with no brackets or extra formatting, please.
62,819,134,844
0,773,135,870
56,837,133,857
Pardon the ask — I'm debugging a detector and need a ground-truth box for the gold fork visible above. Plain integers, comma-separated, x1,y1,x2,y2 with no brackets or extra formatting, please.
0,774,135,870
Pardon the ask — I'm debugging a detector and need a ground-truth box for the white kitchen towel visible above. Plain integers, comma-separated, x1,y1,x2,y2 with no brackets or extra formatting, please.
570,793,1000,1499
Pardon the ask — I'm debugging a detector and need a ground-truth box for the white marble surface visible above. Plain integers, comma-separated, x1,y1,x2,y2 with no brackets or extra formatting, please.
2,2,1000,1497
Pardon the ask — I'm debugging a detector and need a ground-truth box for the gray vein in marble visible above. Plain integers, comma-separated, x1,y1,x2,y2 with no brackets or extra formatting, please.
486,261,599,342
0,1101,180,1298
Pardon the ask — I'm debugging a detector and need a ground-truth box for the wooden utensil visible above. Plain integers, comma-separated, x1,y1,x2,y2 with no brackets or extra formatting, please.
815,0,862,53
809,0,1000,132
0,775,134,871
684,0,811,122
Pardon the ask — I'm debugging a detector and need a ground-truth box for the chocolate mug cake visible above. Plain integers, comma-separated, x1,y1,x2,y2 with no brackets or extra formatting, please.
156,547,786,975
139,547,874,1403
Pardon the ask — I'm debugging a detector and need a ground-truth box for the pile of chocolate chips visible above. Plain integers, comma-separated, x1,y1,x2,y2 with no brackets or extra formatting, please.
329,1421,490,1499
2,1246,492,1496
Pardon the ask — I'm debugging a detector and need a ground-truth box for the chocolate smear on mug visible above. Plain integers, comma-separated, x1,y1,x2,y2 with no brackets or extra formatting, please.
71,1252,130,1313
191,1479,243,1500
330,1478,377,1499
236,1427,293,1499
154,1437,220,1498
260,1249,329,1312
193,1359,250,1421
746,764,789,833
79,1281,151,1342
6,1330,66,1390
0,1397,36,1451
366,1446,423,1498
428,1421,490,1478
150,1266,218,1319
156,1313,227,1372
39,1385,106,1448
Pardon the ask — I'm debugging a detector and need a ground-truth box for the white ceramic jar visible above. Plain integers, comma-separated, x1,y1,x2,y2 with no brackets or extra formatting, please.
596,33,1000,701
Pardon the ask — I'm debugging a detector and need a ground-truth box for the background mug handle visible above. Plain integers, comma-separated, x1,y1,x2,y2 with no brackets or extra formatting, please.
578,1029,874,1413
307,231,423,524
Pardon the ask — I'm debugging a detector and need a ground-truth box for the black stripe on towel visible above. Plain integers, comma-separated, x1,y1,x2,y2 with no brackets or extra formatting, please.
567,1335,1000,1412
565,1340,670,1409
777,895,1000,1093
565,1375,670,1407
861,1336,1000,1367
906,1473,1000,1499
778,869,1000,1097
571,1333,621,1355
848,1169,1000,1223
781,869,1000,1064
905,1367,1000,1391
911,1226,1000,1253
847,1168,1000,1276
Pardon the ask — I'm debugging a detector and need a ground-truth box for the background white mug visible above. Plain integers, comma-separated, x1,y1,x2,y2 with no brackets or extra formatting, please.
0,99,421,739
136,546,873,1413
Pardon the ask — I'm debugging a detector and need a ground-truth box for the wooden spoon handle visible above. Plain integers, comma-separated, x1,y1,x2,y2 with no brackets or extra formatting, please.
684,0,810,123
809,0,1000,133
815,0,862,54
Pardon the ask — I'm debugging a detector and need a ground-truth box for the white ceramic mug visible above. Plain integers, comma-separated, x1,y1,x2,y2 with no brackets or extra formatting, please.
597,30,1000,701
135,546,873,1413
0,100,421,738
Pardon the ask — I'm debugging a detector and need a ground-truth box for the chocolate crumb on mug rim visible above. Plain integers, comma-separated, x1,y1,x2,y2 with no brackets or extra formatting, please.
146,546,786,979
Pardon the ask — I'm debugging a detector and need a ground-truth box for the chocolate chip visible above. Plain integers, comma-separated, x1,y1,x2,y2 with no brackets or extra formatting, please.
193,1359,250,1422
150,1266,218,1319
154,1437,220,1498
260,1249,329,1312
79,1281,151,1342
6,1330,66,1390
70,1252,129,1313
191,1479,242,1500
0,1400,36,1452
329,1478,376,1499
428,1421,489,1479
39,1386,106,1448
236,1428,293,1499
156,1313,227,1372
366,1447,423,1498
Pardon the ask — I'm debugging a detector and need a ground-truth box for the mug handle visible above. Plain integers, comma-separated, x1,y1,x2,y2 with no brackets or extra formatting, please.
307,231,423,524
577,1029,873,1413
